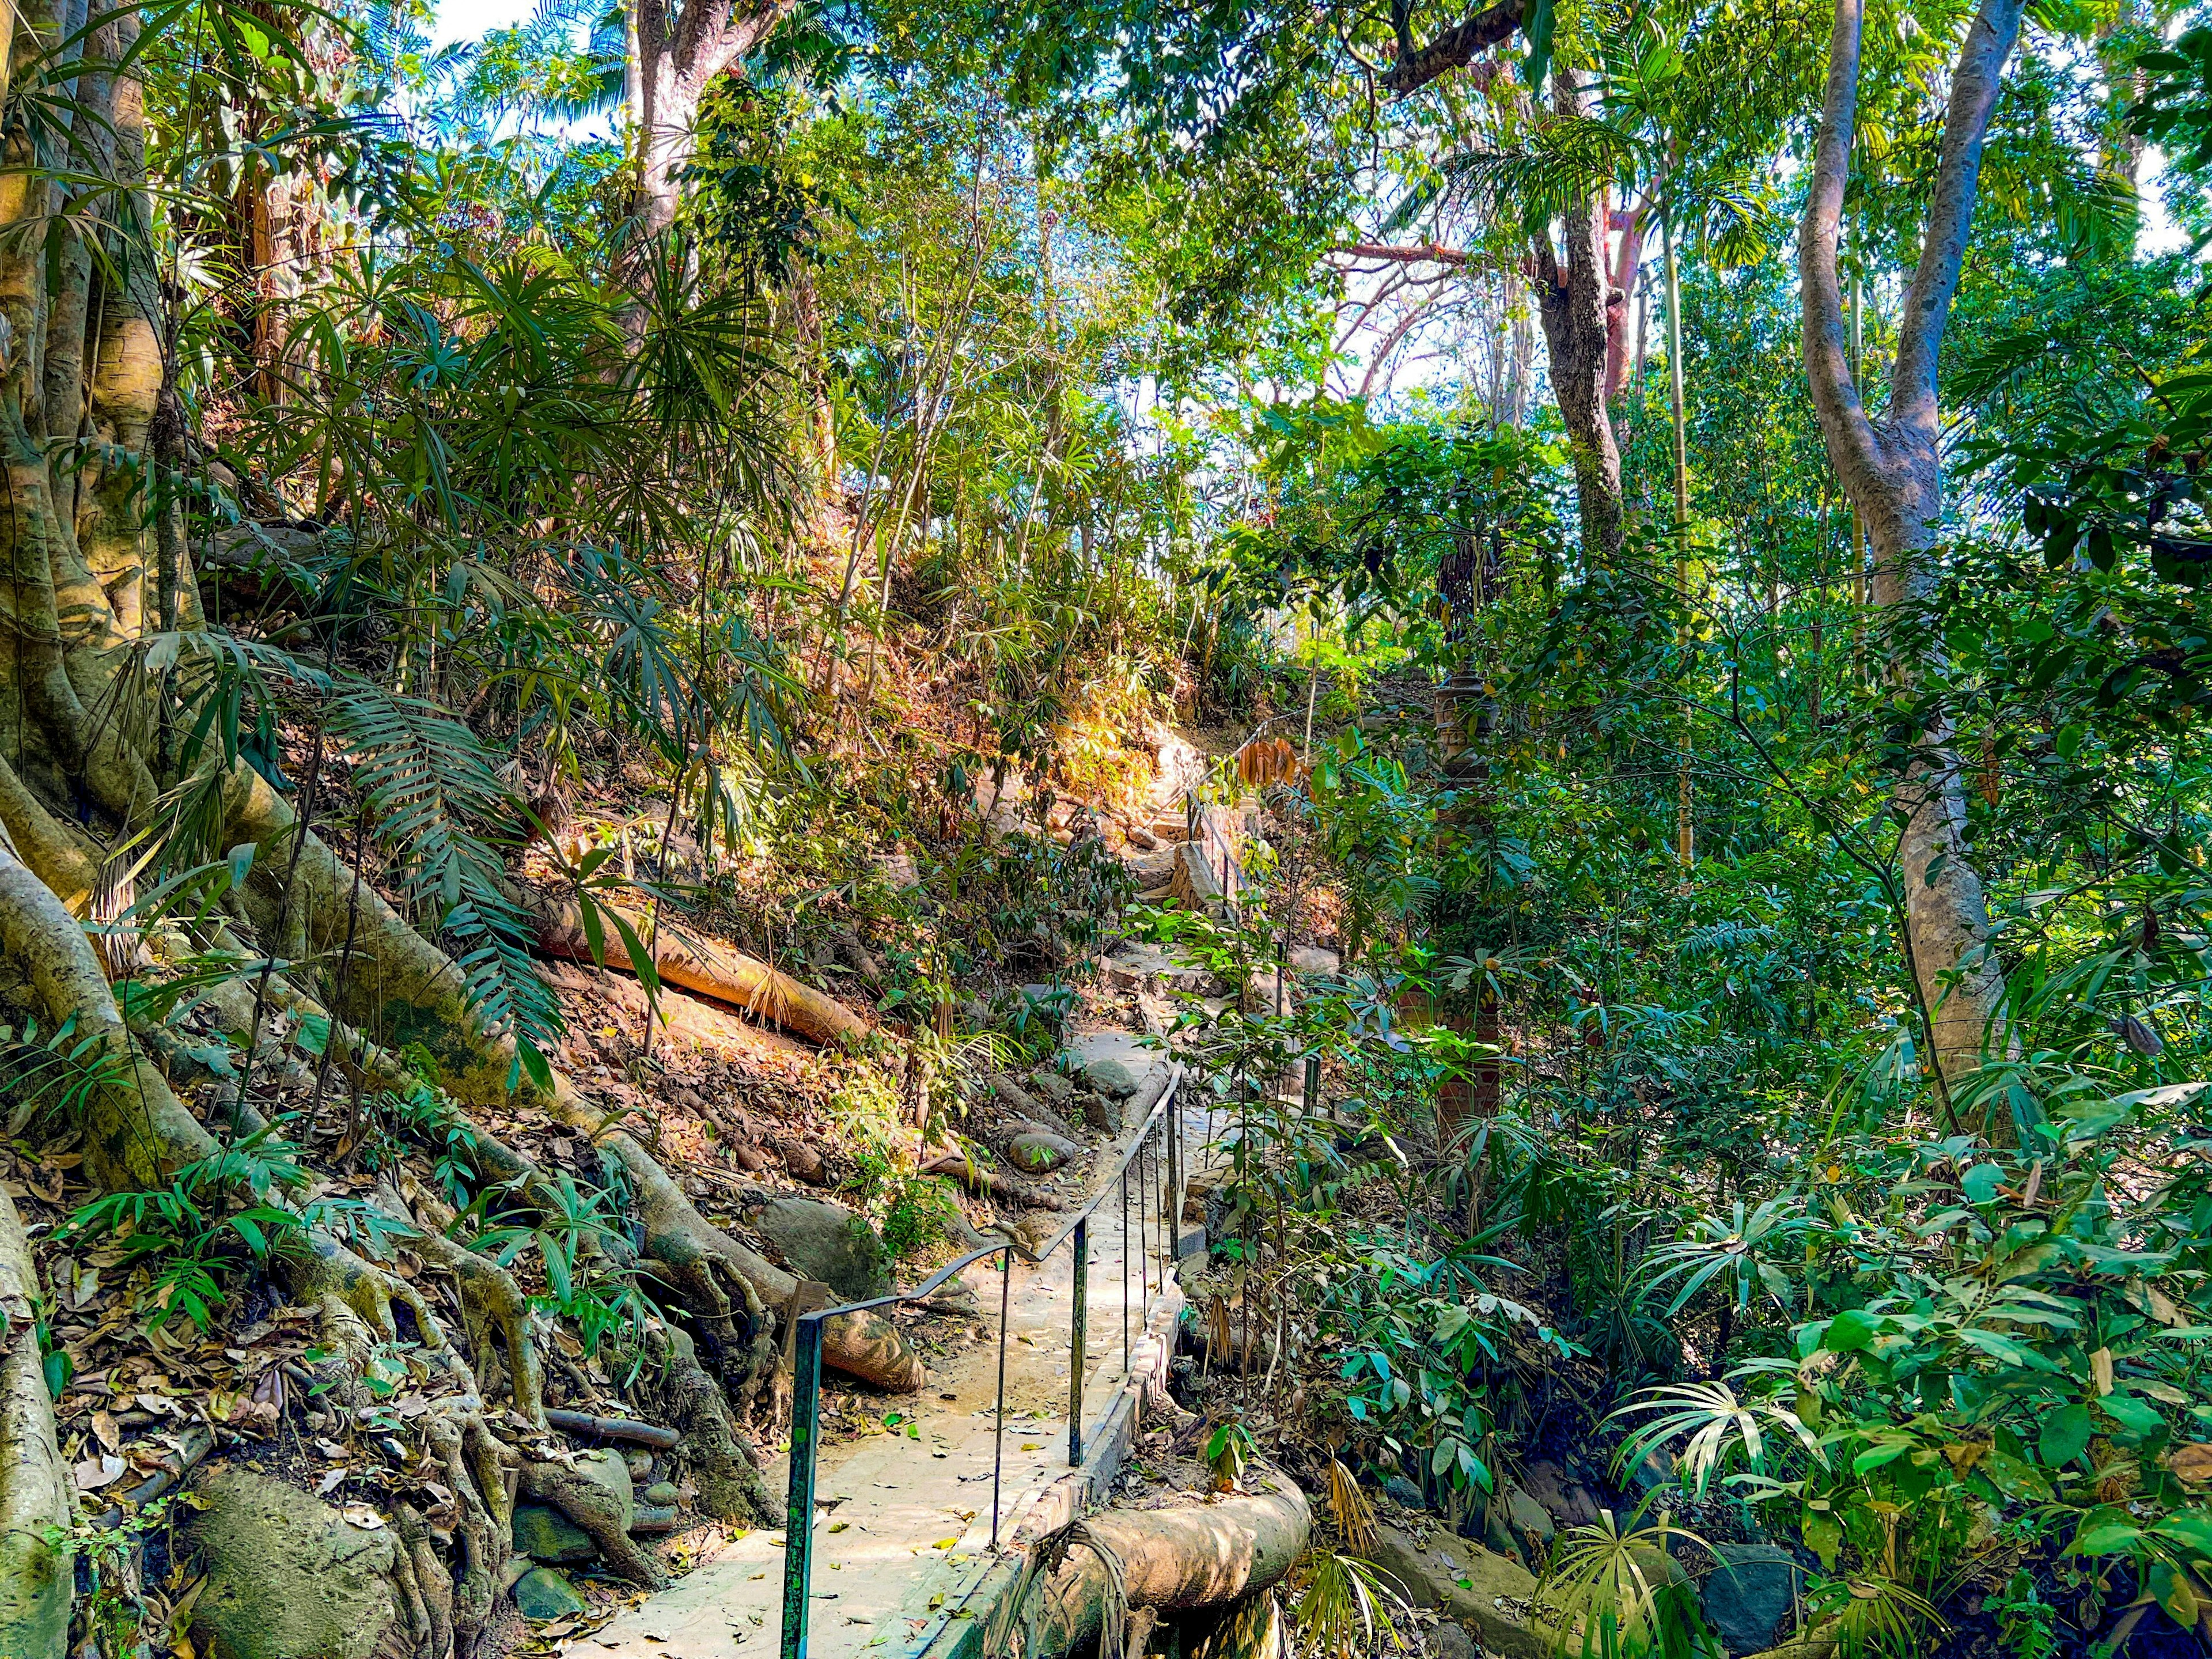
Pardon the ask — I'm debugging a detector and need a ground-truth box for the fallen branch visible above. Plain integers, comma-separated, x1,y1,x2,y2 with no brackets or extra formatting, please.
543,1409,682,1450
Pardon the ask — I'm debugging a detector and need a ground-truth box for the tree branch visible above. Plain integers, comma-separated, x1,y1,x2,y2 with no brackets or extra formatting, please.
1329,241,1476,266
1888,0,2025,434
1382,0,1524,95
1796,0,1880,488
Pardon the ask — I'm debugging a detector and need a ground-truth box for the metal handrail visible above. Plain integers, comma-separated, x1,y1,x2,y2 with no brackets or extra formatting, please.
779,1062,1186,1659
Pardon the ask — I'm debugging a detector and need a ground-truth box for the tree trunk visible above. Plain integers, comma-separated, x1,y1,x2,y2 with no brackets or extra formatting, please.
1530,70,1624,566
628,0,795,236
1798,0,2024,1123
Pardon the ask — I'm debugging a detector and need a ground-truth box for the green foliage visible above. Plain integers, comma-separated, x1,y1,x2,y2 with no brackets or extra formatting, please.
59,1129,408,1332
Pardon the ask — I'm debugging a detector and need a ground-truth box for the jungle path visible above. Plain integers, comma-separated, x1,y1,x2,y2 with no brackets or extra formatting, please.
569,1031,1203,1659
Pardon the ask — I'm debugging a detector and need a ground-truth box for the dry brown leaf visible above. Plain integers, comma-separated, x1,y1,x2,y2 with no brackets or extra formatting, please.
2170,1443,2212,1485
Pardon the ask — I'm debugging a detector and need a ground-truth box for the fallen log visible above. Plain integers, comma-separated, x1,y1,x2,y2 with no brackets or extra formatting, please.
533,892,872,1050
1022,1467,1309,1659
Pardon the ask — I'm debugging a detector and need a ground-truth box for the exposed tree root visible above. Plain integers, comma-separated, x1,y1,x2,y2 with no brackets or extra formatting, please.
222,766,927,1395
0,1183,71,1659
641,1324,779,1527
516,1458,664,1589
922,1149,1064,1211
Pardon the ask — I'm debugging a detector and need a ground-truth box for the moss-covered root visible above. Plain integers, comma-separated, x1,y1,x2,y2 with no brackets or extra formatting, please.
221,765,522,1107
516,1459,665,1589
390,1506,456,1659
380,1183,547,1431
645,1324,779,1528
0,1184,71,1659
423,1409,517,1653
567,1094,924,1396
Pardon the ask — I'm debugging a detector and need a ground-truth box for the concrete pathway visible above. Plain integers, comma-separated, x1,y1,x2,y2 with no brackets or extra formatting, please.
570,1038,1196,1659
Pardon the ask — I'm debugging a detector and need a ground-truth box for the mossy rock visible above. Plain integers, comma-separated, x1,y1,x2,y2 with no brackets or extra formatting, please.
513,1567,589,1621
514,1502,597,1564
182,1467,397,1659
753,1195,892,1301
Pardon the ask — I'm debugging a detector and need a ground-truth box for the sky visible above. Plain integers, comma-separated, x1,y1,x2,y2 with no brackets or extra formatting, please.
430,0,537,46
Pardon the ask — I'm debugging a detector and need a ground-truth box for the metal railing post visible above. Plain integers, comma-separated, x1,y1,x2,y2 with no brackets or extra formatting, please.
1120,1161,1131,1369
1069,1214,1088,1466
779,1313,824,1659
991,1244,1011,1546
1166,1086,1180,1262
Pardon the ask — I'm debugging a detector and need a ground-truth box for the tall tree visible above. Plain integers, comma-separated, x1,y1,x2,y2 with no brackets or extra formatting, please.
627,0,794,232
1799,0,2024,1108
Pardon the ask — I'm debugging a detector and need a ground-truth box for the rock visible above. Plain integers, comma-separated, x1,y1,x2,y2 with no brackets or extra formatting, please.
1702,1545,1806,1655
1288,944,1341,975
1366,1525,1548,1659
641,1481,681,1508
631,1505,680,1534
1501,1487,1556,1556
571,1449,635,1532
1084,1056,1141,1099
1124,823,1160,851
1012,1210,1058,1256
1123,847,1179,892
182,1467,397,1659
1517,1460,1604,1530
1628,1445,1675,1495
1382,1476,1427,1511
622,1449,654,1479
513,1567,589,1621
1427,1624,1477,1659
513,1503,597,1565
751,1195,891,1302
1028,1069,1077,1107
1082,1090,1123,1134
778,1139,828,1185
871,850,921,890
1008,1131,1080,1174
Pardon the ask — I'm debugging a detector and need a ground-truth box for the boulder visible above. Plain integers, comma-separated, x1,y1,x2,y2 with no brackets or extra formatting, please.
1082,1090,1123,1134
1084,1055,1141,1099
513,1503,597,1565
182,1467,398,1659
1288,945,1341,976
513,1567,589,1621
571,1448,635,1533
1366,1525,1548,1659
751,1195,891,1302
1427,1625,1476,1659
1007,1131,1080,1175
1518,1459,1605,1530
641,1481,681,1508
1702,1545,1806,1655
